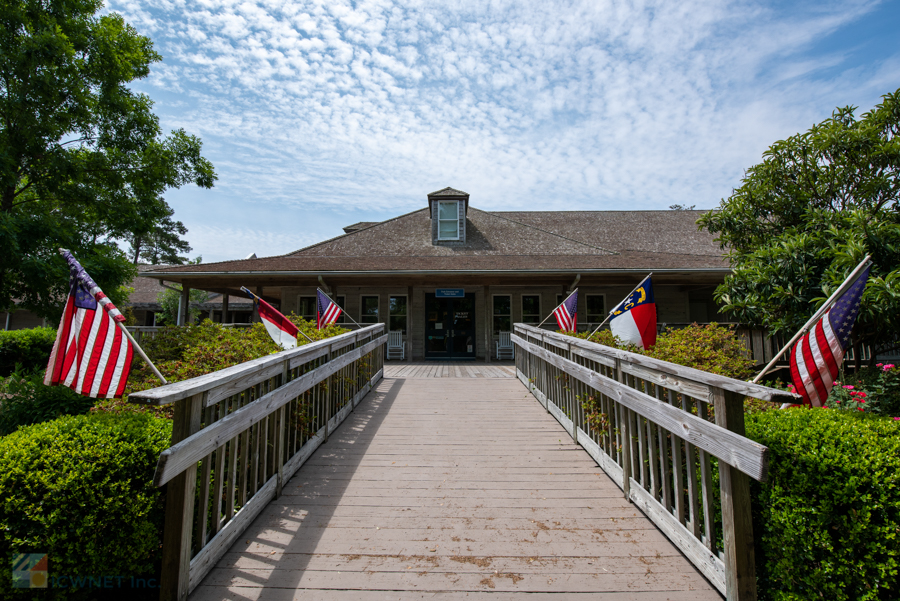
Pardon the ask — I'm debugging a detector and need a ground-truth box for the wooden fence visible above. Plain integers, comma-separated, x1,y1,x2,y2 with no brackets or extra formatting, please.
129,324,387,601
512,323,798,601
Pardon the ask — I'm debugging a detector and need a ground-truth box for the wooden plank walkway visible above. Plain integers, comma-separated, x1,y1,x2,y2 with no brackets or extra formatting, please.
190,377,721,600
385,361,516,379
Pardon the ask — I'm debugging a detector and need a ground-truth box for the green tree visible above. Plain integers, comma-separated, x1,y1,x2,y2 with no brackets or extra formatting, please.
156,285,209,326
126,207,192,265
0,0,215,321
698,88,900,358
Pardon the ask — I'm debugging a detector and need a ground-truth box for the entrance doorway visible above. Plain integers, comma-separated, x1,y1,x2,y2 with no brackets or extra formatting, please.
425,293,477,360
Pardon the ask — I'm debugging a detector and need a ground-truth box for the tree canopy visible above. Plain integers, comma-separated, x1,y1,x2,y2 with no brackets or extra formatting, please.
698,88,900,353
0,0,215,321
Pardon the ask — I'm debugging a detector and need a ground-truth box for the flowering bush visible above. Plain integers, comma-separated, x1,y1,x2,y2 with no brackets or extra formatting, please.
825,363,900,416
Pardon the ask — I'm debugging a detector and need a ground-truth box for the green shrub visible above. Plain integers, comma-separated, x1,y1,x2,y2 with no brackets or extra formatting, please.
746,409,900,600
126,318,349,394
0,412,171,598
570,323,755,380
0,366,95,436
0,327,56,377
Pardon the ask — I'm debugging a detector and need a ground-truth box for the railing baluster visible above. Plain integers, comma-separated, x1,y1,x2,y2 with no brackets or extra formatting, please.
509,324,789,601
697,401,717,555
159,391,203,601
668,389,685,524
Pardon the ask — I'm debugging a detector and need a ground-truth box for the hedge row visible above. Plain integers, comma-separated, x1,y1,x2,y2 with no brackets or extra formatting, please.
0,327,56,377
0,412,171,599
747,409,900,600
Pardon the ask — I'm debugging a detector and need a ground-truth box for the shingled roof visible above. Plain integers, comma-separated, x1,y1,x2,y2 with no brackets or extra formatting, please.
146,207,726,276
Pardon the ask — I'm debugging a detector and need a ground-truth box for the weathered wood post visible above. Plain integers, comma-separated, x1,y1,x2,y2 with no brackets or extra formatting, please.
159,392,203,601
713,387,758,601
615,358,631,499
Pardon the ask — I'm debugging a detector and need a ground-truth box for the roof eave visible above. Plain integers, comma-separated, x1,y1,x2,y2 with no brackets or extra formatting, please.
140,267,732,279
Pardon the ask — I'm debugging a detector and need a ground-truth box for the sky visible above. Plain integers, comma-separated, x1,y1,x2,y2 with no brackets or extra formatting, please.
107,0,900,264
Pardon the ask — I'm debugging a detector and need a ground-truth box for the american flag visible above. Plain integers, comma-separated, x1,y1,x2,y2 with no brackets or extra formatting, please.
790,265,870,407
317,289,343,330
44,251,134,398
553,290,578,332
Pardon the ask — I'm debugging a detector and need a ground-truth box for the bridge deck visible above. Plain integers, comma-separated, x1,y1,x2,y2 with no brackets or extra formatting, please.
190,376,721,600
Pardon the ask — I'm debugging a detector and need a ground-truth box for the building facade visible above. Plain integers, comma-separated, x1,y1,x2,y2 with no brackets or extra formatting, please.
144,188,731,360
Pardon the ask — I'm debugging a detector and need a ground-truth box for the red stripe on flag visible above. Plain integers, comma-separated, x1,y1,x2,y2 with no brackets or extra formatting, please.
80,313,109,395
50,296,76,384
801,331,828,406
115,341,134,398
789,341,808,405
70,308,96,387
97,325,123,398
814,322,839,380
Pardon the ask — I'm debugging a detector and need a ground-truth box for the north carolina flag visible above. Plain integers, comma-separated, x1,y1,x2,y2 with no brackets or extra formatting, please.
610,278,657,350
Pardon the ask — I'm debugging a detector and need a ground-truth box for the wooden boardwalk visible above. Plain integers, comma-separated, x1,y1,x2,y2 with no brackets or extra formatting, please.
190,377,721,600
385,361,516,379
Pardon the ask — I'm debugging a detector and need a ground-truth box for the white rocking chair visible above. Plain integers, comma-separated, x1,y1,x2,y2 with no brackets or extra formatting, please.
496,331,515,360
387,330,406,360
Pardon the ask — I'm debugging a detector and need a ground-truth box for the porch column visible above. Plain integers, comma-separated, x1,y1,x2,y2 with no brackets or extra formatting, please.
222,294,229,324
484,285,491,363
177,286,190,326
407,285,413,361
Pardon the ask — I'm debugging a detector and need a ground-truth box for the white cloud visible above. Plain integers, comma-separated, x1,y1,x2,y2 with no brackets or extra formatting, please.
107,0,900,260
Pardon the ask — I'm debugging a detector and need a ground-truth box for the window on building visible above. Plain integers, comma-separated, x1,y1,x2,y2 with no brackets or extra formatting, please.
361,295,379,324
298,296,316,321
300,294,345,323
389,296,407,334
493,295,511,334
522,295,540,324
586,295,605,323
437,201,459,240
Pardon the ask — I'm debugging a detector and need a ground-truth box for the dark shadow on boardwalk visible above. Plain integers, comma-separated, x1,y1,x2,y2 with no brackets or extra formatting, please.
190,377,723,600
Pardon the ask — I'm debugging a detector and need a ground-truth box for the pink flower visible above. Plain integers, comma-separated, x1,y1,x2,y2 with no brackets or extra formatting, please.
857,407,864,411
884,364,895,371
877,363,883,368
894,417,900,421
843,385,854,390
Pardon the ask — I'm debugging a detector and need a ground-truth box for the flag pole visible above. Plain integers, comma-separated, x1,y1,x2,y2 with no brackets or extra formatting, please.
116,321,168,385
56,248,167,385
588,273,653,339
241,286,313,343
751,255,872,384
317,288,364,329
537,288,578,328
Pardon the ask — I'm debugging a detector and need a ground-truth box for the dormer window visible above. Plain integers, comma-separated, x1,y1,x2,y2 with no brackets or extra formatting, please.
427,187,469,246
437,201,460,240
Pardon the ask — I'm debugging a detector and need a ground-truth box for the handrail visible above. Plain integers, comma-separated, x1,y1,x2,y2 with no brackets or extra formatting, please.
512,323,799,601
133,323,387,601
130,325,383,406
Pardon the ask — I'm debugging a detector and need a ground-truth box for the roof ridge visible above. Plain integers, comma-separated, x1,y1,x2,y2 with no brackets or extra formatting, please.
476,208,619,256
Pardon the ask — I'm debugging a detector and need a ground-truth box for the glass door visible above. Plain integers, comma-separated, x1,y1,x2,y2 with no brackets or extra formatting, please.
424,293,477,359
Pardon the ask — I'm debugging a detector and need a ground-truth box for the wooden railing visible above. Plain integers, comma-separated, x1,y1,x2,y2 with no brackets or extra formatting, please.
129,324,387,601
512,323,798,601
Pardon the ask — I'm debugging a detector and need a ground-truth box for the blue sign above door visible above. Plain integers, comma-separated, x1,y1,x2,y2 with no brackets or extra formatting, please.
435,288,465,298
